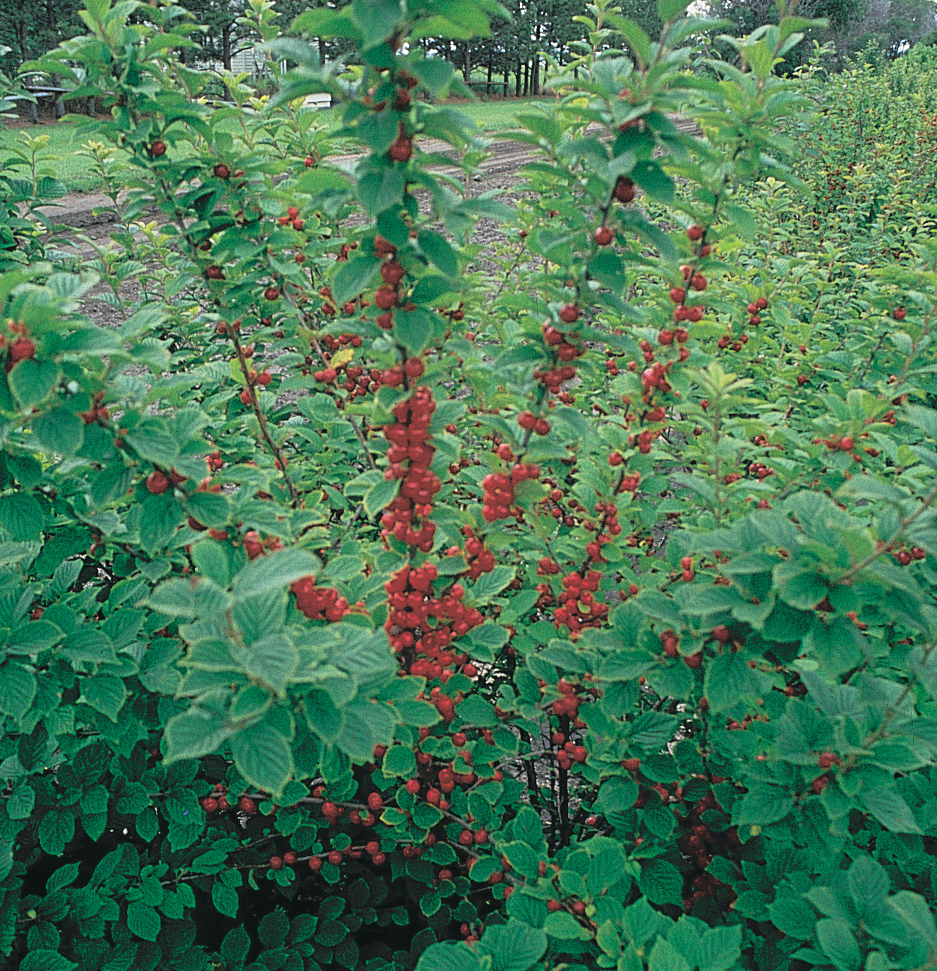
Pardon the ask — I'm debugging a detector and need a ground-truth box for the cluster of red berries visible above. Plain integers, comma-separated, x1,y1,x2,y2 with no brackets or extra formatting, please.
242,530,284,561
542,320,585,364
2,320,35,373
290,575,351,621
145,468,187,495
199,783,232,814
385,566,484,678
78,390,110,426
551,728,587,771
553,570,608,635
481,463,540,522
277,205,305,232
894,546,927,566
583,501,622,564
457,527,496,580
380,387,439,551
238,367,273,405
548,677,585,718
517,411,551,437
533,363,578,395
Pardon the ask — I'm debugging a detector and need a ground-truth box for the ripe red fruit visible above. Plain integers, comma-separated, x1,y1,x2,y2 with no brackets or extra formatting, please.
284,851,298,865
389,135,413,162
238,796,257,815
893,307,907,320
214,163,230,179
518,411,536,430
269,856,283,870
264,286,280,301
614,176,636,203
559,303,580,323
404,357,425,378
145,471,170,495
150,140,167,157
308,856,323,871
593,226,614,246
547,899,562,912
305,156,315,168
328,850,342,865
818,752,841,768
367,792,383,812
687,224,704,241
404,779,420,794
7,337,35,366
200,796,218,812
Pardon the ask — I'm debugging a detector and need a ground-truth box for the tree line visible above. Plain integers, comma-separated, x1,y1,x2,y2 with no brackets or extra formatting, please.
1,0,936,94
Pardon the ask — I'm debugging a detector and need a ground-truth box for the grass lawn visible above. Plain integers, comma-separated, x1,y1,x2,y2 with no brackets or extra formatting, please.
0,96,543,194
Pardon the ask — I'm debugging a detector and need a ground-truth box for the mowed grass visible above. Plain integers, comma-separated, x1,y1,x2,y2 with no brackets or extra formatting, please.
0,96,541,194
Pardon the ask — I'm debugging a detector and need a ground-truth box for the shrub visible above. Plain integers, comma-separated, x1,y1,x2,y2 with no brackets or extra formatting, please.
1,1,936,970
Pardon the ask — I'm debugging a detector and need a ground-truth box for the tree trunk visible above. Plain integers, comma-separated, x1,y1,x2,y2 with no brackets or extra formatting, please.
222,23,232,71
515,61,521,97
463,41,471,83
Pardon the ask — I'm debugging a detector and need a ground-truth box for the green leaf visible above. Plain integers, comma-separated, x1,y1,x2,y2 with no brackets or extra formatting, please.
221,925,251,966
859,789,922,834
0,663,37,722
639,859,683,908
477,919,547,971
358,166,405,217
351,0,403,49
888,891,937,948
383,745,417,777
10,358,60,409
698,926,742,971
212,882,240,918
164,707,236,762
471,567,514,600
126,901,161,942
33,408,84,455
648,938,690,971
78,674,127,722
415,942,483,971
418,231,458,277
703,652,755,713
393,308,435,355
233,548,322,600
230,719,294,797
241,633,299,695
0,492,44,541
816,918,861,971
333,254,381,305
544,911,591,940
304,688,345,743
38,809,75,856
657,0,692,22
364,477,400,518
20,952,77,971
7,783,34,820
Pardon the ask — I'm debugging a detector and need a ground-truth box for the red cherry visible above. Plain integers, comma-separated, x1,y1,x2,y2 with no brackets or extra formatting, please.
593,226,614,246
269,856,283,870
264,286,280,301
145,471,170,495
